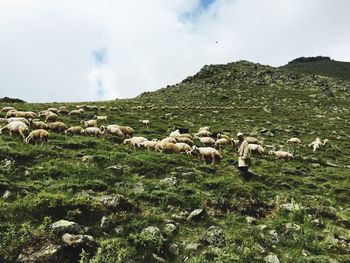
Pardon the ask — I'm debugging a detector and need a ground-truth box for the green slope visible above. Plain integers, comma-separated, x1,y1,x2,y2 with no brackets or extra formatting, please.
0,60,350,263
281,56,350,81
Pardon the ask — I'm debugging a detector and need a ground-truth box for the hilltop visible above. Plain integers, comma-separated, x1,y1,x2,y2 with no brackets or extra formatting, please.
0,59,349,263
281,56,350,81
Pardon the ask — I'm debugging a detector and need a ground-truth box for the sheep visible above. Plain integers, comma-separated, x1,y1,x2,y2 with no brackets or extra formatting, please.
101,125,124,137
0,121,29,140
31,120,49,130
94,115,108,122
156,142,180,154
139,140,159,151
287,137,302,144
117,125,135,138
247,144,265,156
269,150,293,160
0,106,15,113
7,111,37,119
215,138,229,149
47,108,59,114
123,137,148,148
65,126,84,136
83,127,103,137
139,119,150,127
189,146,222,165
195,130,212,137
25,129,50,144
198,137,216,147
5,109,18,118
245,136,260,144
198,126,210,132
172,126,189,134
161,137,177,144
231,139,239,147
45,112,58,122
99,106,106,111
217,133,230,141
175,142,192,154
81,119,98,128
4,117,30,126
175,136,193,146
58,107,69,115
308,138,329,152
68,109,84,116
178,133,193,140
48,122,68,132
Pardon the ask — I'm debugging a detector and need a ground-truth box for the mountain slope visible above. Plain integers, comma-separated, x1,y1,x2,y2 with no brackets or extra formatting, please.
281,56,350,81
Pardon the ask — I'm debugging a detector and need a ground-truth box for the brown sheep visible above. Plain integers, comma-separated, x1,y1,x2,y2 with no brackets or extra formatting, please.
31,121,49,130
117,125,135,137
48,122,68,132
65,126,84,136
25,129,50,144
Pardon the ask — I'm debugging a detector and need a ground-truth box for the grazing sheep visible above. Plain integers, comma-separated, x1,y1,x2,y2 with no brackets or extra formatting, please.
3,117,30,125
198,126,210,132
217,133,230,141
0,106,15,113
25,129,50,144
178,133,193,140
99,106,106,111
117,125,135,138
94,115,108,122
175,136,193,146
308,138,329,152
48,122,68,132
81,119,98,128
287,137,302,144
5,109,18,118
156,142,180,154
195,130,212,137
83,127,103,137
198,137,216,147
231,138,239,147
65,126,84,136
190,146,222,164
31,120,49,130
58,107,69,115
68,109,84,116
170,129,181,138
161,137,177,144
172,126,189,134
139,140,159,151
8,111,37,119
45,112,58,122
245,136,260,144
47,108,59,114
123,137,148,148
248,144,265,156
269,150,293,160
0,121,29,140
139,119,150,127
175,142,192,154
215,138,229,149
101,125,124,138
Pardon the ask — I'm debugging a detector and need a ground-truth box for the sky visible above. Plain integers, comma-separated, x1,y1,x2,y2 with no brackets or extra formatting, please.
0,0,350,102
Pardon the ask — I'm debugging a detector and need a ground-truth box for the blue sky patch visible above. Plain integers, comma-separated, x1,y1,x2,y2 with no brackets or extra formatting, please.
92,47,108,66
181,0,216,22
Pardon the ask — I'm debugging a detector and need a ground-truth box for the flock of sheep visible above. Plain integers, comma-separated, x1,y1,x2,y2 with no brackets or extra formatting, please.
0,105,330,165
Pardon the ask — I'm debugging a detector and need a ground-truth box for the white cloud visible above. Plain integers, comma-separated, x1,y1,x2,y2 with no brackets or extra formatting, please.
0,0,349,102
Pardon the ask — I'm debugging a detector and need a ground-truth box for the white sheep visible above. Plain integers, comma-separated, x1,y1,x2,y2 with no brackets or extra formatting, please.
81,119,98,128
139,119,150,127
189,146,222,164
308,138,329,152
31,120,49,130
217,133,230,141
215,138,229,149
287,137,302,144
175,142,192,154
198,137,216,147
195,130,212,137
248,144,265,156
269,150,293,160
45,112,58,122
0,121,29,140
0,106,15,113
123,137,148,148
83,127,103,137
3,117,30,126
101,125,124,138
65,126,84,136
156,142,181,154
139,140,159,151
25,129,50,144
68,109,84,116
94,115,108,122
161,137,177,144
169,129,181,138
175,136,193,146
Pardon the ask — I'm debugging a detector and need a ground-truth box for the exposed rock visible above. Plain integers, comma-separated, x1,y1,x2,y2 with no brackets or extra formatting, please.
185,243,202,252
100,216,110,232
17,244,61,263
152,253,166,262
133,182,144,193
2,190,11,200
100,194,135,212
140,226,164,244
51,220,81,235
187,208,205,221
160,176,177,186
61,233,96,248
264,253,280,263
168,243,179,255
284,223,301,234
268,230,279,243
164,223,177,236
246,216,257,225
201,226,225,247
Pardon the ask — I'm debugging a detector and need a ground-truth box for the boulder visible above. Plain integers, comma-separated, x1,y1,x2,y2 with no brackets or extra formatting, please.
187,208,205,221
51,220,81,235
17,244,61,263
201,226,225,247
100,194,135,212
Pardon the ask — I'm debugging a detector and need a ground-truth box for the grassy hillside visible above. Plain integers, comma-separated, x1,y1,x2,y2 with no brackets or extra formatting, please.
281,56,350,81
0,61,350,262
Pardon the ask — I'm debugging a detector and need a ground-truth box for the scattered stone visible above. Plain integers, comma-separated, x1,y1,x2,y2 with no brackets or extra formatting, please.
61,233,96,248
106,165,126,175
268,230,279,243
2,190,11,200
302,249,310,256
133,182,144,193
113,226,124,235
171,211,189,221
51,220,81,235
280,199,301,211
140,226,164,245
81,155,93,162
185,243,202,252
264,253,280,263
152,253,166,262
284,223,301,234
100,194,135,212
100,216,110,232
164,223,177,236
187,208,205,221
201,226,225,247
245,216,257,225
168,243,179,255
17,243,61,263
160,176,177,186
